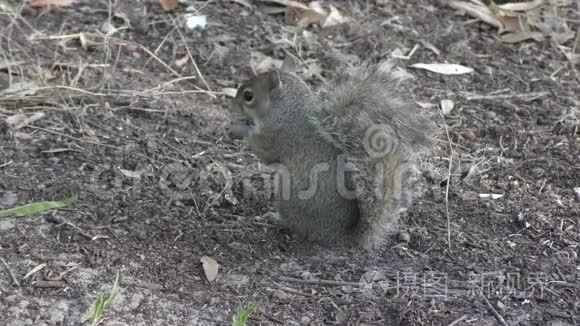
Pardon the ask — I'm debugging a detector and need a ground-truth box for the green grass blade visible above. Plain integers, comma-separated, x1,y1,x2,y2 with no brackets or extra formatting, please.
83,271,120,325
232,302,259,326
0,194,78,218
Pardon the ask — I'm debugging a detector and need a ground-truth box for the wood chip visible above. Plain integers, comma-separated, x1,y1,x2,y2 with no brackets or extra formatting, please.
200,255,219,282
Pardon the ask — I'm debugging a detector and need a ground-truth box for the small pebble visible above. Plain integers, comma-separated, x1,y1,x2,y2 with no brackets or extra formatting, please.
398,231,410,243
128,292,145,310
113,215,128,223
209,297,219,305
134,229,147,241
341,285,354,293
335,310,348,324
573,187,580,202
0,192,17,208
496,300,506,311
483,111,497,120
272,290,289,301
462,130,477,142
0,219,15,231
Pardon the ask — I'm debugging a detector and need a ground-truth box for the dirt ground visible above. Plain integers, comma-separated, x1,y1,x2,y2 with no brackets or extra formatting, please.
0,0,578,325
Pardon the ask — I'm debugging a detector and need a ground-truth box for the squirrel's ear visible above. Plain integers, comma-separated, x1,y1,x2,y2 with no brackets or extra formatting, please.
265,70,282,91
280,56,299,74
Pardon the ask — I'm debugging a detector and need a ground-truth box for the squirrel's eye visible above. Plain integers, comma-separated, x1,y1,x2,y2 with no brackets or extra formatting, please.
242,90,254,103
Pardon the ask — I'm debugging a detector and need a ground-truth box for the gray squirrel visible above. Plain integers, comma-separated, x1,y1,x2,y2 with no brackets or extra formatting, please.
226,60,436,250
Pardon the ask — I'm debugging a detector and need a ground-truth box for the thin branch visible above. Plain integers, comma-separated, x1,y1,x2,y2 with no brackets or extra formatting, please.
279,276,361,287
438,106,453,248
174,21,213,93
481,294,509,326
0,257,20,287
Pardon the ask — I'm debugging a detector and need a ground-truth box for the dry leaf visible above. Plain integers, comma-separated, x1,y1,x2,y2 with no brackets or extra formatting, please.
200,256,219,282
222,87,237,98
322,5,348,27
497,0,544,12
500,31,544,43
23,263,47,280
527,7,574,45
451,0,572,44
410,63,474,75
0,81,40,96
416,101,436,109
159,0,178,12
419,40,441,56
550,30,575,45
30,0,76,8
119,169,143,179
494,13,527,33
5,113,27,126
448,1,502,30
308,1,326,15
286,6,325,27
6,112,46,130
261,5,286,15
230,0,253,9
479,193,504,200
448,1,531,34
441,99,455,115
262,0,308,10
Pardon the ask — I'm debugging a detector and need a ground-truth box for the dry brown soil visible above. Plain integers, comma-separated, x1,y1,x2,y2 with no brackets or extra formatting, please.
0,1,578,325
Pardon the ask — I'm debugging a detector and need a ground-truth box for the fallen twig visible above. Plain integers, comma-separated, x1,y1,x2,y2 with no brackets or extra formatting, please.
545,309,571,319
568,31,580,84
448,314,468,326
174,22,213,93
438,105,453,248
279,276,361,287
481,294,509,326
448,0,502,30
0,257,20,287
465,91,550,101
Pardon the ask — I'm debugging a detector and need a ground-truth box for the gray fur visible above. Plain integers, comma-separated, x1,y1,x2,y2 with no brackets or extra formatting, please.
230,61,437,250
311,60,437,250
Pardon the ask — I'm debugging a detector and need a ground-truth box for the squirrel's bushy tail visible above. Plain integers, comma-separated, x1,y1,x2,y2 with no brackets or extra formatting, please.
310,60,437,250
